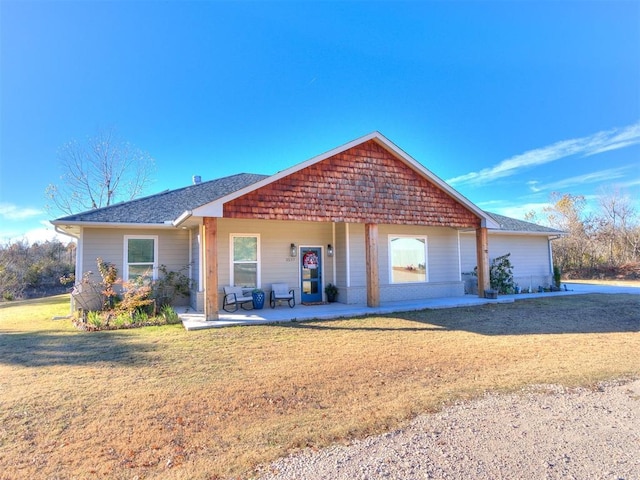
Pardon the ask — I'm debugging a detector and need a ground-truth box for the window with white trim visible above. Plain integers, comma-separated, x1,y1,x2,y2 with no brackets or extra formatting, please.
389,235,428,283
124,235,158,281
230,234,260,288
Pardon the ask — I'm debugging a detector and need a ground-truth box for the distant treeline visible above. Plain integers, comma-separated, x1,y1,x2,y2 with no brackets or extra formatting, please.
0,240,75,300
527,191,640,280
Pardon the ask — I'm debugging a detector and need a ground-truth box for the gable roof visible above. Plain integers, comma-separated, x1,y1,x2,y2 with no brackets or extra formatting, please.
52,173,268,226
52,133,559,236
192,132,499,229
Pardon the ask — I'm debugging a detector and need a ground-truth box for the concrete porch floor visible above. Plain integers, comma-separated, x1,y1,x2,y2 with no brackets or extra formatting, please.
177,282,640,331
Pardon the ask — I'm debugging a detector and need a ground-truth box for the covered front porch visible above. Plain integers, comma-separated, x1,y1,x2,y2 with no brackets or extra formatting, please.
179,289,585,330
190,134,497,321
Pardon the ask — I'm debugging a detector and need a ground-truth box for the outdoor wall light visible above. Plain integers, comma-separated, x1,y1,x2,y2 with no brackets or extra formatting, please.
290,243,297,257
327,244,334,257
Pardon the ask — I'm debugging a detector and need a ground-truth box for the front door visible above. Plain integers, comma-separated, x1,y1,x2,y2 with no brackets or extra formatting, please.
301,247,322,303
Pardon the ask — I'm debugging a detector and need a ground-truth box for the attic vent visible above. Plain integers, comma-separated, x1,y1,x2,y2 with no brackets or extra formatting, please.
192,175,202,185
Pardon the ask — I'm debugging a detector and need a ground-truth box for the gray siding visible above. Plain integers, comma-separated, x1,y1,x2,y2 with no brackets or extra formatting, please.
460,233,553,288
217,218,335,303
346,223,366,287
80,227,190,284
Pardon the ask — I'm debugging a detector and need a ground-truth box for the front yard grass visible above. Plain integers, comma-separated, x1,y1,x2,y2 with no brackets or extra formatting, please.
1,293,638,479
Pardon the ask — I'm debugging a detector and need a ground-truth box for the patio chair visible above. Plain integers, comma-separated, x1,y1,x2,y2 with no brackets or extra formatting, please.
270,283,295,308
222,286,254,312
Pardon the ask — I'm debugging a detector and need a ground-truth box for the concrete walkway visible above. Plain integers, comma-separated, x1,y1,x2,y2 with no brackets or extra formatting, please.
180,282,639,331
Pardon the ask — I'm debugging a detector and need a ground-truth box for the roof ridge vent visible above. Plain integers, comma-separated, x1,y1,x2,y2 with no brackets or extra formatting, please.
192,175,202,185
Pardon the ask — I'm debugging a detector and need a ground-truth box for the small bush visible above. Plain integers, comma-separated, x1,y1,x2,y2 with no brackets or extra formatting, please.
112,314,130,328
473,253,516,294
553,265,562,287
490,253,515,294
87,311,103,328
160,304,180,324
116,278,154,316
153,265,191,307
132,311,149,324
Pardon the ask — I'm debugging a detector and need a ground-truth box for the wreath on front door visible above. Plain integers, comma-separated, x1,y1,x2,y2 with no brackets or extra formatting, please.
303,251,318,269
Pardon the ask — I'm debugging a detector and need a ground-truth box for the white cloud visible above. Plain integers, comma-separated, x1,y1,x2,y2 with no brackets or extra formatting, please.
447,122,640,187
495,204,553,221
0,202,43,220
0,220,73,245
526,180,542,193
620,177,640,188
530,165,632,192
476,201,552,221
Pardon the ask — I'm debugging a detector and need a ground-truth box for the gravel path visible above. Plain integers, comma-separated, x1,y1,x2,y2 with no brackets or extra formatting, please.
256,378,640,479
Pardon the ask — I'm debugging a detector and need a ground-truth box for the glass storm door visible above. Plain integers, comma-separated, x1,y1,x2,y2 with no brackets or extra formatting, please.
301,247,322,303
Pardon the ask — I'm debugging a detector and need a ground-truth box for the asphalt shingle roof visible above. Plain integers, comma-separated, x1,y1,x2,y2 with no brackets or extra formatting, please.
484,211,563,234
53,173,561,235
54,173,268,224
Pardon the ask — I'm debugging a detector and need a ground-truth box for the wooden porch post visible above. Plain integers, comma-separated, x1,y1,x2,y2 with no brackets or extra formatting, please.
365,223,380,307
204,217,219,320
476,226,490,298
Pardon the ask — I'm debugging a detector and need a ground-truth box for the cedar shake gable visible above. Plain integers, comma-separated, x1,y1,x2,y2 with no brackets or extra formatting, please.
224,139,481,228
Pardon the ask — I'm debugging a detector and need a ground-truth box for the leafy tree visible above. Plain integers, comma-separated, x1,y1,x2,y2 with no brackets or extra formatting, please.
544,193,597,270
45,128,155,215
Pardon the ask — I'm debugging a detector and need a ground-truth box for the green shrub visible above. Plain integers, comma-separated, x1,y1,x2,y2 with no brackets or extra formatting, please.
87,310,103,328
112,313,130,328
153,265,192,307
553,265,562,288
490,253,515,294
475,253,516,294
132,311,149,324
160,304,180,324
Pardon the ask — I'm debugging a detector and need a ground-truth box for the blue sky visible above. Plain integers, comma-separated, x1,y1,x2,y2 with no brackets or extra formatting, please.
1,0,639,244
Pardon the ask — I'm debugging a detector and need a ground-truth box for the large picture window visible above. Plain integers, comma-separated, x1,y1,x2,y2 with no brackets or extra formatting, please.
231,234,259,288
389,236,428,283
124,235,158,281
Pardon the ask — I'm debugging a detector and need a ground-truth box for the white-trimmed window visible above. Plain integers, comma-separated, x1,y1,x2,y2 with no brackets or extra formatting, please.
123,235,158,281
230,234,260,288
389,235,428,283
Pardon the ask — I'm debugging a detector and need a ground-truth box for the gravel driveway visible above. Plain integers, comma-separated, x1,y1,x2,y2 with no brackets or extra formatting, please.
256,378,640,479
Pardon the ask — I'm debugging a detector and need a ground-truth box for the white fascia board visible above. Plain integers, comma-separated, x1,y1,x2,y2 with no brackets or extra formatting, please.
172,210,193,227
459,229,564,237
50,220,178,230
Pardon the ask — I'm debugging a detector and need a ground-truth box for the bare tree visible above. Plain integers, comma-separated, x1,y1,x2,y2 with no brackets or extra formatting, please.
46,128,155,215
525,190,640,277
596,187,639,264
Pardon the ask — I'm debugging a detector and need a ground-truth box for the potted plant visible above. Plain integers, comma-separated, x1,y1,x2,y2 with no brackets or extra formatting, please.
252,288,265,309
324,283,338,303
